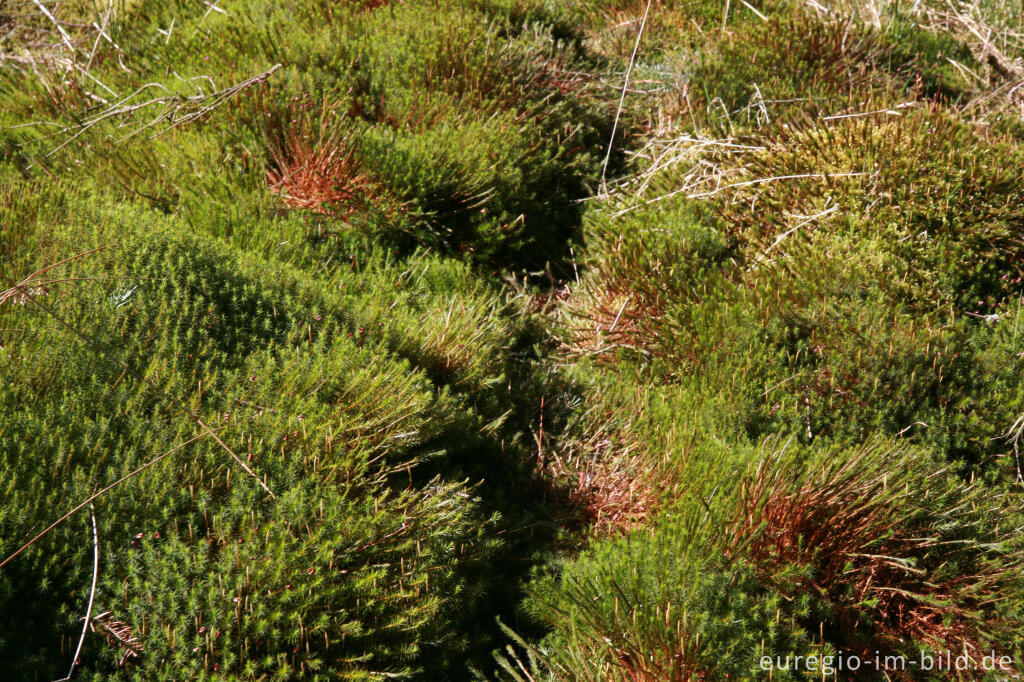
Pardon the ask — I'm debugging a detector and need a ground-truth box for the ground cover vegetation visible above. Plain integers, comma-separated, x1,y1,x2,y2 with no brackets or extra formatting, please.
1,0,1023,679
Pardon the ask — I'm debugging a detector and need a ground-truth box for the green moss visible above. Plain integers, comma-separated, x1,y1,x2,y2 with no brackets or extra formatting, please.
4,0,1024,679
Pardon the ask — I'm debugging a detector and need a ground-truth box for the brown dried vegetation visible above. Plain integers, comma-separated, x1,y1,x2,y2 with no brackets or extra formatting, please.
263,98,378,218
728,448,1023,671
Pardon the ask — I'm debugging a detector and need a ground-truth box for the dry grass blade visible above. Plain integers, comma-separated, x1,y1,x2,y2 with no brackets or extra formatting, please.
52,504,98,682
615,171,871,217
2,252,277,499
1004,412,1024,483
0,431,211,571
600,0,654,193
594,134,765,203
23,285,276,496
29,0,77,55
9,64,282,157
0,245,109,307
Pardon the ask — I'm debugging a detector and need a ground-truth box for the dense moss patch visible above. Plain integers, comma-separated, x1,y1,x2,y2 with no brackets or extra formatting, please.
3,0,1024,679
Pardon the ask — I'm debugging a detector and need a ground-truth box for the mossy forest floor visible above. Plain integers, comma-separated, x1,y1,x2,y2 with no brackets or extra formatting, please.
2,0,1024,679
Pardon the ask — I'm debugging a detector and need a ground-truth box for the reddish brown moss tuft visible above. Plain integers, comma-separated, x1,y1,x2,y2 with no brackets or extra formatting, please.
727,449,1023,673
264,98,378,217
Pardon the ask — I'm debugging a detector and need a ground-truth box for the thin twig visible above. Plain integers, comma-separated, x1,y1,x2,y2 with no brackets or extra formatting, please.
90,612,142,665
